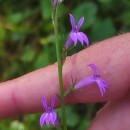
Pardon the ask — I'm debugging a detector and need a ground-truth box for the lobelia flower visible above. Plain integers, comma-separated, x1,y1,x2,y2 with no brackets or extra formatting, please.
52,0,64,9
52,0,57,9
65,14,89,49
74,64,109,96
40,96,58,127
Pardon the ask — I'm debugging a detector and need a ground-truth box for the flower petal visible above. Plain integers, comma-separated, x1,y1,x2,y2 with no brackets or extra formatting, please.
88,64,99,76
74,76,95,89
50,112,57,125
96,79,106,96
70,32,77,45
51,96,56,109
80,32,89,46
69,14,75,30
65,35,72,49
77,33,83,45
52,0,57,8
99,78,109,88
46,113,51,126
42,96,47,110
77,16,84,30
98,85,105,97
40,113,47,128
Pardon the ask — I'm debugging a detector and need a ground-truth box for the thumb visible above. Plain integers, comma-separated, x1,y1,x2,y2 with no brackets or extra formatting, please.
88,93,130,130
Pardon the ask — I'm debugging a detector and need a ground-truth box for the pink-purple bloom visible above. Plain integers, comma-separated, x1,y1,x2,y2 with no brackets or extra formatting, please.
65,14,89,49
52,0,64,7
74,64,108,96
52,0,57,9
40,96,57,127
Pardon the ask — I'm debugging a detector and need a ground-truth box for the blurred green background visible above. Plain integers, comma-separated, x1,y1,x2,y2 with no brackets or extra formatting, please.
0,0,130,130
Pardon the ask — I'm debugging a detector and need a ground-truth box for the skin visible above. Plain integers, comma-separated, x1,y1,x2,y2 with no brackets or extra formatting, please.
0,33,130,130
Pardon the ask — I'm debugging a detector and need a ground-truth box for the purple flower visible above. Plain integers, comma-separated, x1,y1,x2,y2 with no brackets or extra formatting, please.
52,0,64,7
52,0,57,9
74,64,108,96
40,96,58,127
65,14,89,49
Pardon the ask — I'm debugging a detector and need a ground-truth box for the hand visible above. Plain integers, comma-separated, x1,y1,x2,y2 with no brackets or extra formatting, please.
0,33,130,130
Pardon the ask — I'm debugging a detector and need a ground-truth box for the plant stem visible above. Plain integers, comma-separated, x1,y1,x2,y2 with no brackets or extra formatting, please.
52,3,67,130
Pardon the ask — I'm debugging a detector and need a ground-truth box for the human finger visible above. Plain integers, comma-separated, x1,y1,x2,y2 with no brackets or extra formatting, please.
88,93,130,130
0,33,129,117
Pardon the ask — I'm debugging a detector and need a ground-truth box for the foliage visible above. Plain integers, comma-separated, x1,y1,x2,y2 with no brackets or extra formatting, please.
0,0,130,129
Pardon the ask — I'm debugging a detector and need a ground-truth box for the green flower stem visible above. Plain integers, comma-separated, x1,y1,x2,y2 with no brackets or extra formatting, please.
52,3,67,130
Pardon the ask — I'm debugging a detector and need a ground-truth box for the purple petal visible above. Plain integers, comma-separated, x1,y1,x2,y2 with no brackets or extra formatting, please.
52,0,57,8
65,35,72,49
74,76,95,89
46,113,51,126
42,96,47,110
101,85,106,94
40,113,47,128
98,85,105,97
77,16,84,30
70,32,77,45
69,14,75,30
96,80,106,96
50,112,57,125
77,33,83,45
99,78,109,88
51,96,56,109
80,32,89,46
88,64,99,76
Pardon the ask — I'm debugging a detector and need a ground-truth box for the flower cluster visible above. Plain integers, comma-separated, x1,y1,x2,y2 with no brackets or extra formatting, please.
40,96,58,127
74,64,109,96
40,1,109,128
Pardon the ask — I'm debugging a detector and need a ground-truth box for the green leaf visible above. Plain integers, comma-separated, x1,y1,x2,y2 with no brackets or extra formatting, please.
11,32,25,42
98,0,112,4
78,118,90,130
6,13,23,25
20,45,35,62
39,0,52,20
0,26,6,40
10,120,25,130
57,4,66,17
90,18,116,42
66,106,79,127
121,11,130,25
73,2,97,29
34,49,50,68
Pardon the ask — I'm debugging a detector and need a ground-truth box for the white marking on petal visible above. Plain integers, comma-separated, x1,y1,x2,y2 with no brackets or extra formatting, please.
70,32,77,45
